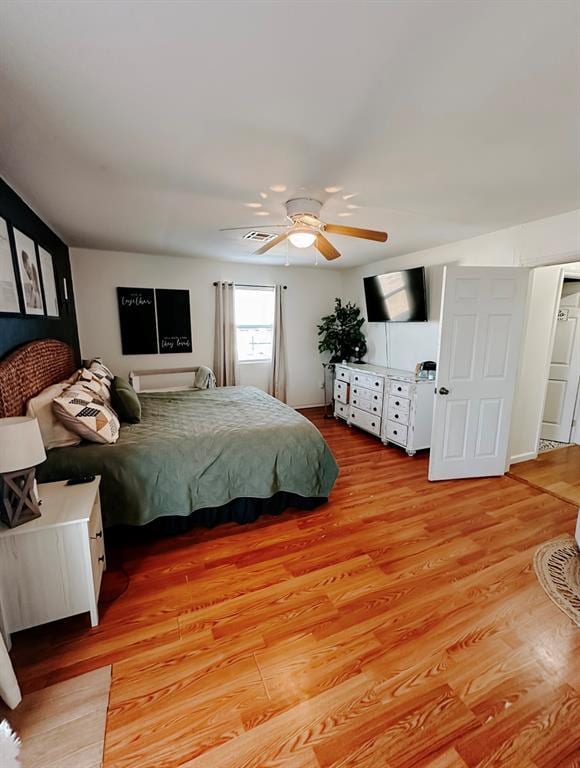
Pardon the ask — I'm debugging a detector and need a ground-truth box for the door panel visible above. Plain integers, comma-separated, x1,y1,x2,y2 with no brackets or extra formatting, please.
429,267,529,481
541,291,580,441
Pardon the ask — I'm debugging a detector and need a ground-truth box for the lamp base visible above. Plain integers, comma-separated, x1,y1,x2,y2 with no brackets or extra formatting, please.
1,468,42,528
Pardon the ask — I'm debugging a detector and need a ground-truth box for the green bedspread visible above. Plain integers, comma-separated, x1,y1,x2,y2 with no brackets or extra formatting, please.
37,386,339,527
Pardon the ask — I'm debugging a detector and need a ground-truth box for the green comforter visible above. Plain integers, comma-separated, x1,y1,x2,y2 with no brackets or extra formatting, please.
38,386,339,527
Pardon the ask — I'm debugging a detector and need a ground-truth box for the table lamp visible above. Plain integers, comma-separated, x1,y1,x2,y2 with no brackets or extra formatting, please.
0,417,46,528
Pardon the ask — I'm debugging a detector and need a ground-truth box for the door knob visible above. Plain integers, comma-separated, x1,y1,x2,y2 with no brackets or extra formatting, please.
438,387,450,396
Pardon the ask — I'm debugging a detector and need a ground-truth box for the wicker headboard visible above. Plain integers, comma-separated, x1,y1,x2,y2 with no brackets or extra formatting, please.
0,339,77,418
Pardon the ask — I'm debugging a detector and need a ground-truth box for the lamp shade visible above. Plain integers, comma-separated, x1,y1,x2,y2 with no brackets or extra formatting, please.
0,417,47,473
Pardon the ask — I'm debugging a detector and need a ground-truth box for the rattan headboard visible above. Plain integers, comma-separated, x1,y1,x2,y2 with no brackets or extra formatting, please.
0,339,77,418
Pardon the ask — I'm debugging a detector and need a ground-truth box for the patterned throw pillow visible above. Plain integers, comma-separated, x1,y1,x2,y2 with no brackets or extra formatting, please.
53,385,120,444
88,358,114,383
78,367,111,403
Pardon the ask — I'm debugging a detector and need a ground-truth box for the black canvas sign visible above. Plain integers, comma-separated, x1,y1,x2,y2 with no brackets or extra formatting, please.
117,287,158,354
155,288,192,354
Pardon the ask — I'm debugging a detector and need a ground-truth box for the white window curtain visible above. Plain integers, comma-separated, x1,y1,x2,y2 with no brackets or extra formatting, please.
269,284,287,402
213,281,238,387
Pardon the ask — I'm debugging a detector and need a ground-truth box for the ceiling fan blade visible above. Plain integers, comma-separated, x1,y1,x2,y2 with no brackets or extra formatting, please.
219,224,287,231
297,214,321,227
315,234,340,261
253,231,289,255
324,223,388,242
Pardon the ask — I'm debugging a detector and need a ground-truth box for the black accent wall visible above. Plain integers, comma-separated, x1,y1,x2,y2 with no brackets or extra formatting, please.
0,178,80,361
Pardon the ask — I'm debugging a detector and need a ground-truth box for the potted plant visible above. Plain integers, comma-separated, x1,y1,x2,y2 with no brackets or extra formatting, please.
317,298,368,363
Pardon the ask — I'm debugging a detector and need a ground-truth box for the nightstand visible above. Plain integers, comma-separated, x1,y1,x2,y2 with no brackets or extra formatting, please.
0,477,105,650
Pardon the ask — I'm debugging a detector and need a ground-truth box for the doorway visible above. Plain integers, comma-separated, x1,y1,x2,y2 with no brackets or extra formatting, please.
539,272,580,452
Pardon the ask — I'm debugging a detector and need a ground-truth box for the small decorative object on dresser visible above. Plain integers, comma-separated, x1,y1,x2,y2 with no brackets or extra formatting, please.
0,417,46,527
334,362,434,456
0,477,105,649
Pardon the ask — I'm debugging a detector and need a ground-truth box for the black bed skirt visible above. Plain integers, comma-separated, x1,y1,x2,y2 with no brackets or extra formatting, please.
108,492,327,539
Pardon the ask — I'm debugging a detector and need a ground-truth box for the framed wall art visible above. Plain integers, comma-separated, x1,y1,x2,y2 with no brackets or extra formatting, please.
0,217,20,314
13,228,44,316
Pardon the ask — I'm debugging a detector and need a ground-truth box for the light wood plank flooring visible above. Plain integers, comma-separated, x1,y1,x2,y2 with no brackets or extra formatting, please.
509,444,580,508
9,410,580,768
0,666,110,768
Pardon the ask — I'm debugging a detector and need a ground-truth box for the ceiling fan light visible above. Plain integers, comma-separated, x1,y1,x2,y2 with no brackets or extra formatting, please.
288,230,316,249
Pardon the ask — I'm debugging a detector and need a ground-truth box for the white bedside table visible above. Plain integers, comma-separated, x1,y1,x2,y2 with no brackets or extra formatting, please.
0,477,105,650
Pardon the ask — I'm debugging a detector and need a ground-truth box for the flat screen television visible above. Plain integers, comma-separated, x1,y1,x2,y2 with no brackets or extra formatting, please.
363,267,427,322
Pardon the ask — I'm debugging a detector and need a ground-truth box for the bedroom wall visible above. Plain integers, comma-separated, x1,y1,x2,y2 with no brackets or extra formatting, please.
70,248,344,408
0,178,80,360
341,209,580,372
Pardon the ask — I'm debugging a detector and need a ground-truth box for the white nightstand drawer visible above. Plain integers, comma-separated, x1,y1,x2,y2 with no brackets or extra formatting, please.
333,380,348,404
334,401,348,419
349,406,381,436
335,366,351,383
386,420,408,445
387,404,410,426
390,380,412,398
90,534,106,600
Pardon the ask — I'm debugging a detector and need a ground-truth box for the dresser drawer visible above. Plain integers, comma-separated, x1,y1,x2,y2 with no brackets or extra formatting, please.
335,367,351,383
390,380,412,398
387,404,410,426
334,401,348,420
388,393,410,413
333,380,349,404
351,385,382,404
351,372,384,393
349,406,381,436
386,420,408,446
352,394,382,416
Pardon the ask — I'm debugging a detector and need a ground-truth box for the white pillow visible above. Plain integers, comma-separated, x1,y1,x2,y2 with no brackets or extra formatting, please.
26,380,81,450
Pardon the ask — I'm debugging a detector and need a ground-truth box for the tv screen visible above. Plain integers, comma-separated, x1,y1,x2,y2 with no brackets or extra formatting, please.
363,267,427,322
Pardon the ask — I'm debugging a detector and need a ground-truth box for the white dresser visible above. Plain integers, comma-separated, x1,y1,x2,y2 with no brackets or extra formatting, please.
0,477,105,649
334,363,434,455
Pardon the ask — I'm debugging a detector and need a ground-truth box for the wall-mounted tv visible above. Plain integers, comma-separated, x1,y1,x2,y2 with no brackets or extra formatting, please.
363,267,427,322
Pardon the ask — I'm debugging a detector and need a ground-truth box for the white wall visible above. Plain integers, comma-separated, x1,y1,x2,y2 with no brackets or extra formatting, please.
70,249,344,408
341,209,580,372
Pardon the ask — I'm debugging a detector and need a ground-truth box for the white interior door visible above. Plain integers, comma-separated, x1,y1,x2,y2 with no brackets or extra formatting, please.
429,266,529,481
541,282,580,442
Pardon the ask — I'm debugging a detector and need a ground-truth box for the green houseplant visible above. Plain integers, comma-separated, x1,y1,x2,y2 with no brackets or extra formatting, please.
317,298,368,363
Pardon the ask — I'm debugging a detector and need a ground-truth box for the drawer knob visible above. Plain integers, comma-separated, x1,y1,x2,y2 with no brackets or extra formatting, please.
96,530,103,539
395,414,399,419
395,400,400,406
98,555,105,563
394,430,398,435
371,422,376,427
375,382,379,386
397,386,402,391
355,376,358,381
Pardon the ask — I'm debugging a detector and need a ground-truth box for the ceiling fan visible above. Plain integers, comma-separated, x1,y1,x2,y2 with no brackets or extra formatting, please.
220,197,388,261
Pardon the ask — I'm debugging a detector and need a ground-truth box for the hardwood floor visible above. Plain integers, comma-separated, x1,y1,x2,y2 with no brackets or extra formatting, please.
9,410,580,768
509,444,580,508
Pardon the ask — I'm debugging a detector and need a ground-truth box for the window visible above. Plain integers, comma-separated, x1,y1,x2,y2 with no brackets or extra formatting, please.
235,285,275,362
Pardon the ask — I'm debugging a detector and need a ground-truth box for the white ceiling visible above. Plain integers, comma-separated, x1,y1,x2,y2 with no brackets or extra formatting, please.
0,0,579,269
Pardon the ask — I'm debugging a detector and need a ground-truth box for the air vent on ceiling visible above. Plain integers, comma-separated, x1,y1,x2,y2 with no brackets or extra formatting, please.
242,231,277,242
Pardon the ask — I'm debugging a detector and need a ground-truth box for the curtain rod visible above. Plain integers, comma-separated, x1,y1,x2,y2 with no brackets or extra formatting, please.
213,282,287,289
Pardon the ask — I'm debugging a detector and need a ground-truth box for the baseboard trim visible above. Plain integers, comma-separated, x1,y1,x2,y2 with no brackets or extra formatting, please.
293,403,326,410
509,451,538,465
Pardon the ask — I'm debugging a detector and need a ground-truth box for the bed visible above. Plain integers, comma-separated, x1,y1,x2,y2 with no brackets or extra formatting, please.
0,340,339,528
